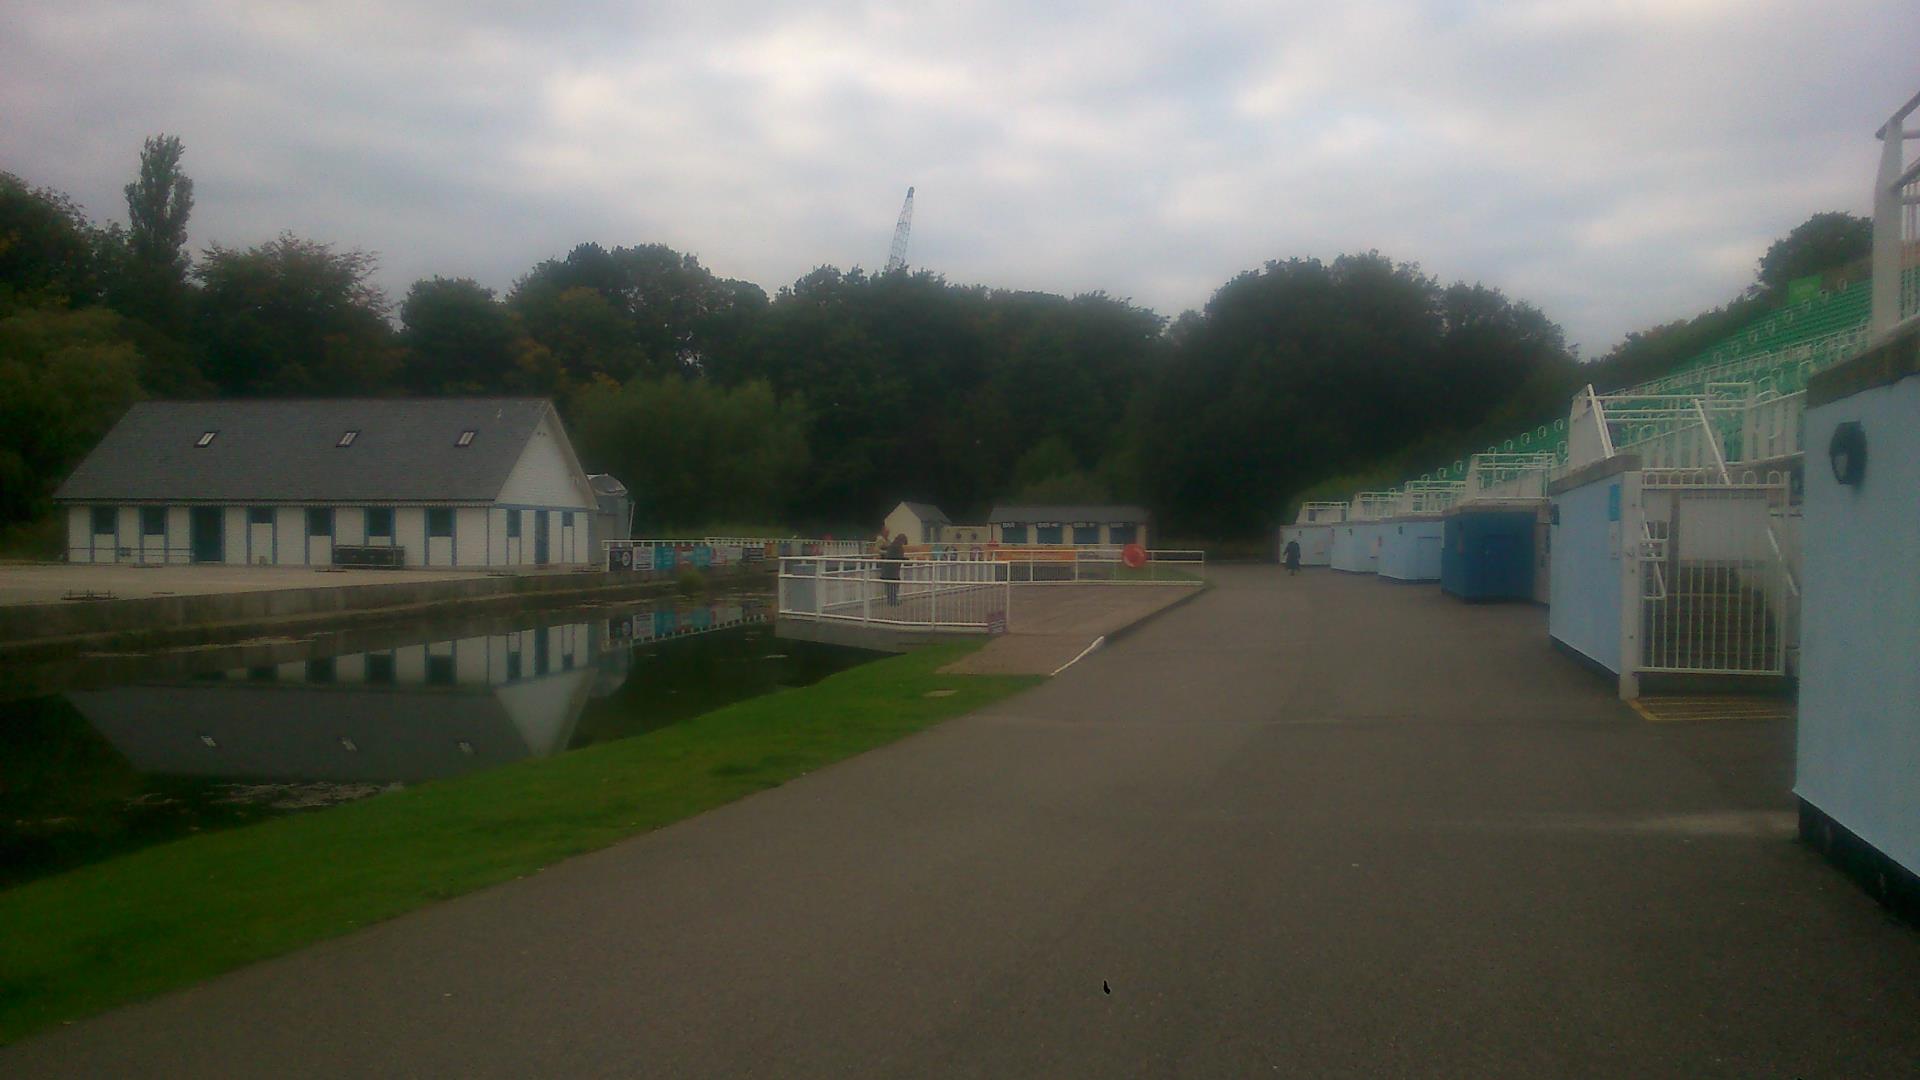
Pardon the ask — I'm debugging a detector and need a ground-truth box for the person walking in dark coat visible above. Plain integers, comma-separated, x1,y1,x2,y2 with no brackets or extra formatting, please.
882,532,907,605
1283,538,1303,575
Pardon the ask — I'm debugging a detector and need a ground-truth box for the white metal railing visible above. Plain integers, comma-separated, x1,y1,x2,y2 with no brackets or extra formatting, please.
1394,480,1464,516
997,548,1206,585
777,557,1012,633
604,536,868,571
1347,491,1399,522
1460,453,1558,503
1737,390,1804,463
1294,500,1349,525
1872,88,1920,340
1632,474,1795,676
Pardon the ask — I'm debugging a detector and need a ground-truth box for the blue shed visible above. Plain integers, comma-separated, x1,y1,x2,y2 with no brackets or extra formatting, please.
1441,508,1538,601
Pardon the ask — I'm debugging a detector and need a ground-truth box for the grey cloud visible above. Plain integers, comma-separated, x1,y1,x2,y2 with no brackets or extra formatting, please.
2,0,1913,353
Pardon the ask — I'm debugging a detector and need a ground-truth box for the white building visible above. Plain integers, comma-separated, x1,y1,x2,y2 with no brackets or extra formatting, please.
987,504,1151,547
55,398,598,568
883,501,952,545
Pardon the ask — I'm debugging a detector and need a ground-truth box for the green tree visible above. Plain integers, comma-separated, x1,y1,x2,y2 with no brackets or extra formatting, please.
0,174,107,313
0,306,144,524
573,376,809,529
512,243,768,383
398,277,545,394
1755,211,1871,296
193,234,397,395
115,135,194,330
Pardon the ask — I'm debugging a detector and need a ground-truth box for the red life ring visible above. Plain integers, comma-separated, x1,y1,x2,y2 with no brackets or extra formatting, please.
1121,543,1147,569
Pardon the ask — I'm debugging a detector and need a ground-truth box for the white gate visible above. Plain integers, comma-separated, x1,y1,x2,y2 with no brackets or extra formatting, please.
1634,474,1797,675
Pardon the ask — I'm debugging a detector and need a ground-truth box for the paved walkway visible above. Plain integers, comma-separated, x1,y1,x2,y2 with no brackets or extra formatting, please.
940,582,1199,674
9,567,1920,1076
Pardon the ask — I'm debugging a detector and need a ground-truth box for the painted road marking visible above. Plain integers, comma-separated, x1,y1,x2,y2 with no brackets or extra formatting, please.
1631,696,1796,723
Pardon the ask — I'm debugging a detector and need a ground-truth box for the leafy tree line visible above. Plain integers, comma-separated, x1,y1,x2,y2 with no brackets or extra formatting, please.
0,137,1871,540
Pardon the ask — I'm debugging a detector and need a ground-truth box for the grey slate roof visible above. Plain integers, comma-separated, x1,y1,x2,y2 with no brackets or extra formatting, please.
55,398,562,503
899,501,950,523
988,504,1152,523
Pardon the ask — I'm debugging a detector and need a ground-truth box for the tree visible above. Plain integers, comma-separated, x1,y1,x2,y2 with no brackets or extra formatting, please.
0,173,107,312
116,135,194,329
0,306,144,524
193,234,398,395
398,277,544,394
1755,212,1871,297
512,243,768,384
573,376,809,529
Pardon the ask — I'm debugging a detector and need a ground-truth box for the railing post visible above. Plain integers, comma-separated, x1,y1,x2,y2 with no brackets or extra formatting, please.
861,558,871,625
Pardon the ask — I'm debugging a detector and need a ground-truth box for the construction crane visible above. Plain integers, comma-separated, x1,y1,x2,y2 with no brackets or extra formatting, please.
885,186,914,272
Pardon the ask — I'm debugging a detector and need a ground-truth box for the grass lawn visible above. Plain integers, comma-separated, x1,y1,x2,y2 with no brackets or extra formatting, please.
0,642,1038,1044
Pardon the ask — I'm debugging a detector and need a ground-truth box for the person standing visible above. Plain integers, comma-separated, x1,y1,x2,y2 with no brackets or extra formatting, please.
883,532,907,605
1284,538,1303,576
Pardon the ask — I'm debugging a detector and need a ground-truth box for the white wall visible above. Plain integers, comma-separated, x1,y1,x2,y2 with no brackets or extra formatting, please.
222,506,246,565
456,508,489,567
395,507,425,567
1379,520,1444,582
1331,523,1381,573
497,414,594,512
1796,376,1920,875
1548,471,1636,677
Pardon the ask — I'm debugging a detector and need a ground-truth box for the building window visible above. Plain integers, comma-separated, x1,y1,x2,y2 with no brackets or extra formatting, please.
427,508,454,538
365,652,396,684
337,430,358,447
248,507,273,525
426,653,456,686
506,510,522,538
305,657,337,683
506,648,522,681
247,665,277,682
307,507,333,537
141,507,166,536
563,511,574,527
1001,525,1027,545
1073,524,1100,546
1036,524,1064,545
1110,524,1138,546
92,506,116,534
455,430,476,447
366,507,394,538
195,431,217,447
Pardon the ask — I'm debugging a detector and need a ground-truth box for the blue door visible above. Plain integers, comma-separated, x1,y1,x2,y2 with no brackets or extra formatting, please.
190,507,224,563
535,510,550,565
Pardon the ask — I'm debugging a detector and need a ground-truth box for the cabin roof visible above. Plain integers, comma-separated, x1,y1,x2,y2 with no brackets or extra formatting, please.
55,398,562,503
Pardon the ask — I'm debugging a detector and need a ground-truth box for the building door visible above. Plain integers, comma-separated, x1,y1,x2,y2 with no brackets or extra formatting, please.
535,510,550,565
190,507,224,563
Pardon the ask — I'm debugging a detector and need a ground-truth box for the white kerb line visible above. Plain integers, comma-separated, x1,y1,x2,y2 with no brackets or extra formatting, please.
1050,635,1106,677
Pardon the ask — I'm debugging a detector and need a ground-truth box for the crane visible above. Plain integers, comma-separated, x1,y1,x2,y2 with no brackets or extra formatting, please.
885,186,914,272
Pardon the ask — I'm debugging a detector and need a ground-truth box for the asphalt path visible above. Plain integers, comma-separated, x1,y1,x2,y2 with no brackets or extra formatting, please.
9,566,1920,1077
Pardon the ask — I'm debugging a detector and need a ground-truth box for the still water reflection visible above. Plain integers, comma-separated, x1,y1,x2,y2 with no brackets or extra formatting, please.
0,594,876,888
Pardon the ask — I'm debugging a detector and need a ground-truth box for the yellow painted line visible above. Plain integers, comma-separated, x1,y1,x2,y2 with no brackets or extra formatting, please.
1631,697,1796,723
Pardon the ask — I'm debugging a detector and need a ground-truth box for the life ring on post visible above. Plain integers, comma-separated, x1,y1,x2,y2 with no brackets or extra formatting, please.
1121,543,1147,569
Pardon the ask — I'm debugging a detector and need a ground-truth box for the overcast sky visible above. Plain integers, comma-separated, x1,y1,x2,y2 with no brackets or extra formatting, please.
4,1,1914,354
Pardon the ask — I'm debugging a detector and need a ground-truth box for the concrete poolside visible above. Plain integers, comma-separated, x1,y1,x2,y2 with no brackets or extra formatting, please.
0,563,490,606
7,566,1919,1077
0,562,768,657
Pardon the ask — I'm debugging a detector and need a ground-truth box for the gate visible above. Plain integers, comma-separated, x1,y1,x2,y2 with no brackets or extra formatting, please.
1634,474,1796,675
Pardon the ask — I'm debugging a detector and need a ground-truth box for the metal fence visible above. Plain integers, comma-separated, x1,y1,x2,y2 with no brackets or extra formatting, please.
777,557,1012,633
1460,453,1559,503
1633,473,1796,676
997,548,1206,584
1872,88,1920,339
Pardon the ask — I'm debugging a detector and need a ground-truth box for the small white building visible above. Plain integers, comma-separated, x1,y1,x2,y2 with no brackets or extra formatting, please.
55,398,598,569
883,501,952,545
988,504,1150,548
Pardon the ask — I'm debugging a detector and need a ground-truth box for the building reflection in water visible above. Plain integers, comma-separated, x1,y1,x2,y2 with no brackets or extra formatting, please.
67,599,769,787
